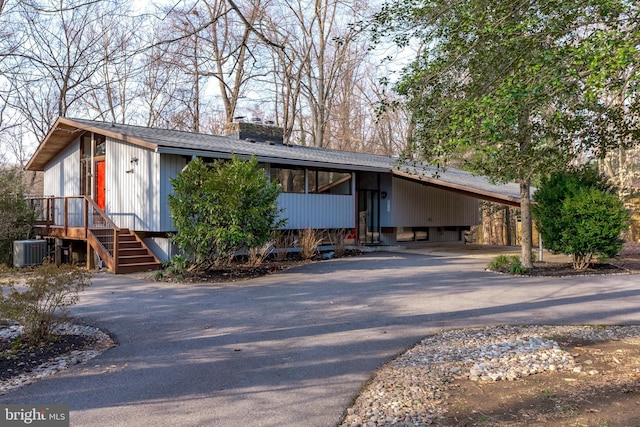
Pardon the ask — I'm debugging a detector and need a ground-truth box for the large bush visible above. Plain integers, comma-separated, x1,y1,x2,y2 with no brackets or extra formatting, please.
533,167,629,270
0,168,35,265
168,156,284,271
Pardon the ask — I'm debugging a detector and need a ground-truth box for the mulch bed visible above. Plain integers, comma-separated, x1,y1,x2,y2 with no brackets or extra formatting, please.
0,334,98,381
159,258,312,283
527,262,627,276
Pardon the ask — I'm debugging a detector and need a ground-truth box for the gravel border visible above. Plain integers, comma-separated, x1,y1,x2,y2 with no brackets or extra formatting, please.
0,322,115,395
340,325,640,426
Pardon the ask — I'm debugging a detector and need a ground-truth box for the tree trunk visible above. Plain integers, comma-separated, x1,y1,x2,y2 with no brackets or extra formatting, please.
520,178,533,268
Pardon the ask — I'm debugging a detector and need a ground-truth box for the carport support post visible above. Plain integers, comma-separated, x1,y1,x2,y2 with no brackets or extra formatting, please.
519,178,533,268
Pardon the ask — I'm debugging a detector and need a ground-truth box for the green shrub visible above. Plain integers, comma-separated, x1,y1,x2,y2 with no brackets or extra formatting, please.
508,261,527,275
0,263,92,342
168,156,285,271
533,166,629,270
487,254,527,275
559,187,629,270
487,255,511,271
156,254,191,281
0,168,36,266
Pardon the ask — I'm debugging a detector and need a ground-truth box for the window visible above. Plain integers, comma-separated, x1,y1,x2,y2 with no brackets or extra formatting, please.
308,170,352,195
80,134,106,158
79,133,106,196
95,135,106,156
270,167,305,193
81,135,92,159
397,227,429,242
269,166,352,195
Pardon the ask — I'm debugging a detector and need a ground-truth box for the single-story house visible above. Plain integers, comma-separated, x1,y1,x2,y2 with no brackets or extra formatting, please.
25,117,521,273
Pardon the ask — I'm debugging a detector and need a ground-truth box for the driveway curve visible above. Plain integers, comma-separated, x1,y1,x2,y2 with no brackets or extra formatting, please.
1,250,640,426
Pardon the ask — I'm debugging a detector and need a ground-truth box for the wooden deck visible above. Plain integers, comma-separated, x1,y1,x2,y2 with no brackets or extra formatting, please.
29,196,161,274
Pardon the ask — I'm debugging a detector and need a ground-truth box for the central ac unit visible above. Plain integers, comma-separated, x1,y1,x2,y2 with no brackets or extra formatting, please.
13,239,48,268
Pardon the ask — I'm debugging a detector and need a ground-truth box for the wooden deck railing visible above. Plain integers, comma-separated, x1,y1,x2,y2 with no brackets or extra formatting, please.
28,196,120,273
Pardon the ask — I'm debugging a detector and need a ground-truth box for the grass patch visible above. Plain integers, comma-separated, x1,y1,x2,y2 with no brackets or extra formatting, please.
487,254,528,275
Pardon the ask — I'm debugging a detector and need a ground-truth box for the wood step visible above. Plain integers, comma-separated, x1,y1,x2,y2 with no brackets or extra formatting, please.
118,241,144,249
89,227,162,274
117,262,161,274
118,255,157,265
118,248,150,256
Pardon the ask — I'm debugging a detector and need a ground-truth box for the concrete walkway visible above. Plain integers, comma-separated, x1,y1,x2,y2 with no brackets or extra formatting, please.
1,248,638,426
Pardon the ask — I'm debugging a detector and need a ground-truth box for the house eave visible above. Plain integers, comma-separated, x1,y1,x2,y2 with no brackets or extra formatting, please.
393,170,522,208
154,146,390,172
25,117,158,171
26,117,522,208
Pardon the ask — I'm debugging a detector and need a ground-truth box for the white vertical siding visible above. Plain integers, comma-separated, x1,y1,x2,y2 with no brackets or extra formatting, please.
43,139,80,197
391,177,479,227
159,154,187,231
144,237,178,262
106,138,161,231
278,193,355,229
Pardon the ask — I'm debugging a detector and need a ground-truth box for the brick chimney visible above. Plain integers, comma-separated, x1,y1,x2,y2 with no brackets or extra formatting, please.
223,120,284,145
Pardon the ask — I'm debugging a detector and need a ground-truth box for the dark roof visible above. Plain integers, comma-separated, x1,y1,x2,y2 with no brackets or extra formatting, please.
26,117,522,206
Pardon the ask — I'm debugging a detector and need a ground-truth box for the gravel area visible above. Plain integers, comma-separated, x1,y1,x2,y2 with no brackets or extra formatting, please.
340,325,640,426
0,322,115,395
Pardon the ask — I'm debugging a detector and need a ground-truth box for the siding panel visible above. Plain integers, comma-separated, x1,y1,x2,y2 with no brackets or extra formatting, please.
144,237,178,262
159,154,187,231
278,194,355,229
44,139,80,197
392,177,479,227
106,138,160,231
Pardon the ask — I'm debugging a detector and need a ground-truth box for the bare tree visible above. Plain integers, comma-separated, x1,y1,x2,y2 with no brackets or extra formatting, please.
150,0,267,132
0,0,409,165
154,3,208,132
360,70,411,156
9,0,127,140
255,0,372,148
139,31,186,129
202,0,266,124
258,6,306,144
81,8,141,124
595,5,640,237
0,0,27,162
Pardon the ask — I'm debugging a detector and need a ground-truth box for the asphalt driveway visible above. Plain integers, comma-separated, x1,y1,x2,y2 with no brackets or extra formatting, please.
1,250,640,426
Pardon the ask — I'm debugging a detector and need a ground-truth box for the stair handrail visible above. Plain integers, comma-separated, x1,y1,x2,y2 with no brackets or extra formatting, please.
83,196,120,272
83,196,119,231
26,196,129,273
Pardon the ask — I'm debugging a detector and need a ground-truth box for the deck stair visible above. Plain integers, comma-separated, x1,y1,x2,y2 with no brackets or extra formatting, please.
29,196,162,274
114,229,161,274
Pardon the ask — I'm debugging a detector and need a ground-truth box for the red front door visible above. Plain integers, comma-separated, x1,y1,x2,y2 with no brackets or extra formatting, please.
96,160,106,210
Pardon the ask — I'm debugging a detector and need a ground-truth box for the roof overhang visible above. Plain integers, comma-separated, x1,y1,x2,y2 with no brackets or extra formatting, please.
26,118,522,208
25,117,158,171
155,146,390,172
393,170,521,207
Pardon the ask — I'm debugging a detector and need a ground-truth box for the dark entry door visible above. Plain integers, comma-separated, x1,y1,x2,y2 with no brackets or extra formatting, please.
358,190,380,244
